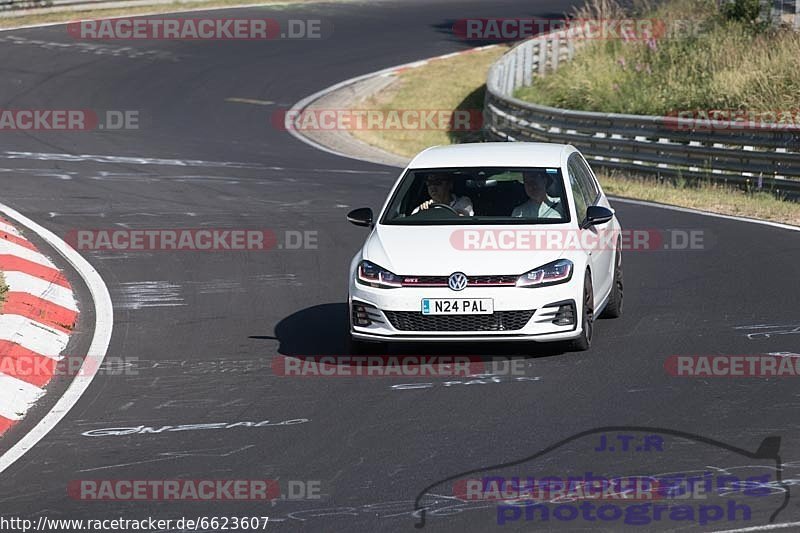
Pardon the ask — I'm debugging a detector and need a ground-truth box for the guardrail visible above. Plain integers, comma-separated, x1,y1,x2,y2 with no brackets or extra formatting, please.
484,28,800,199
746,0,800,29
767,0,800,30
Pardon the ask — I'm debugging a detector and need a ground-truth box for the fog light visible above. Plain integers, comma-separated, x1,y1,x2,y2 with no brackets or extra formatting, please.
552,303,576,326
352,302,383,327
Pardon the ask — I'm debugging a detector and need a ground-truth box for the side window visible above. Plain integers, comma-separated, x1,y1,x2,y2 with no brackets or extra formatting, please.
568,155,593,206
567,160,588,223
576,155,600,203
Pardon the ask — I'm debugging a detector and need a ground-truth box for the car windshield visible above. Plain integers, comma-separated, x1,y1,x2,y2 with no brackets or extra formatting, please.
381,167,570,225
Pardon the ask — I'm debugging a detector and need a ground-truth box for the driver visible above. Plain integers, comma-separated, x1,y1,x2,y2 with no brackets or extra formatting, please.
511,170,564,219
412,173,474,216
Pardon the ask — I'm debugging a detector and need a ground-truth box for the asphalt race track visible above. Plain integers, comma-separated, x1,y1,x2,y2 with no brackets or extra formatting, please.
1,0,800,531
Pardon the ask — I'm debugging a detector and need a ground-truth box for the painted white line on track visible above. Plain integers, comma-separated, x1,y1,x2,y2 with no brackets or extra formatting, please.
0,374,46,421
712,522,800,532
1,151,274,169
0,151,385,174
0,315,70,356
0,202,113,476
225,97,275,106
3,271,79,311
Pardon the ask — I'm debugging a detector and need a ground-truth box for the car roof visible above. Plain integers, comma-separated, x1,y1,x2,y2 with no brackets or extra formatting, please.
408,142,573,169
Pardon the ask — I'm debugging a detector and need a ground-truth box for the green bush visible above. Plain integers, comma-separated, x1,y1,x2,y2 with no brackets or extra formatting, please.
720,0,762,24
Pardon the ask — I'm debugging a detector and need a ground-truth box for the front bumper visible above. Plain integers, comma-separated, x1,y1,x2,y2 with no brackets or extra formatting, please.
349,280,583,343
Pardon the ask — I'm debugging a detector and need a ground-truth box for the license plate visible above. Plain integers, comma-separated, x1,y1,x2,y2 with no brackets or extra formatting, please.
421,298,494,315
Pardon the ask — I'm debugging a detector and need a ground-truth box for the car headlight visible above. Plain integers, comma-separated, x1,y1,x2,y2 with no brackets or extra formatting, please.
516,259,573,288
357,260,402,288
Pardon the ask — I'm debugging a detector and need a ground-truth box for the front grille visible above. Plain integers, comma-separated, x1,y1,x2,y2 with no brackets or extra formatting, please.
468,275,519,286
384,310,535,332
401,275,517,287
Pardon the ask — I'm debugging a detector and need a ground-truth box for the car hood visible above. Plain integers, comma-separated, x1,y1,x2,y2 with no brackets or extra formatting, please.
363,225,569,275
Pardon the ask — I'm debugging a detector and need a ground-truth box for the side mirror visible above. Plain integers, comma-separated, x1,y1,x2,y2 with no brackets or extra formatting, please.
347,207,374,228
581,206,614,229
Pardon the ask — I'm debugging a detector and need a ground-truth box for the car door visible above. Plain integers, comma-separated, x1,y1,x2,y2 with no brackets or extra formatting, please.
573,153,615,300
566,156,598,292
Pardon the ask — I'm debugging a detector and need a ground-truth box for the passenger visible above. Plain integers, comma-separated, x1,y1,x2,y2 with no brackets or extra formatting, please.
413,173,474,216
511,170,564,219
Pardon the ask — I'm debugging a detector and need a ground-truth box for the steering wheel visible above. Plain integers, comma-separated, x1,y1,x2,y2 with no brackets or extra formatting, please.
428,203,459,215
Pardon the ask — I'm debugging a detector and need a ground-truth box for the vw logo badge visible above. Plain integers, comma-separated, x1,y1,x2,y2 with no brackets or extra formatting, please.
448,272,468,291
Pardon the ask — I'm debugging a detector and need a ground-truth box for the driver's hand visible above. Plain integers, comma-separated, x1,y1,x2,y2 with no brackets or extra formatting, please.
419,199,434,211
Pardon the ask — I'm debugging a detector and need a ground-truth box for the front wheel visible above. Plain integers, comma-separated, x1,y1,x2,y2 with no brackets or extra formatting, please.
600,249,623,319
570,272,594,351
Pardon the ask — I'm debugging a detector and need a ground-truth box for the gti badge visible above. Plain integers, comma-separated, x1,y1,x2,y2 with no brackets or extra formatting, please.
448,272,468,291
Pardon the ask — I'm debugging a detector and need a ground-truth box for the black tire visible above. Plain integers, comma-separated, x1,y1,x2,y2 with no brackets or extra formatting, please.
600,249,623,319
570,272,594,351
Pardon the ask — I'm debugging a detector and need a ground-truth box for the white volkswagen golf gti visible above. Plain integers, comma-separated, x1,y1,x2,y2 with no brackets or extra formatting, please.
346,142,623,352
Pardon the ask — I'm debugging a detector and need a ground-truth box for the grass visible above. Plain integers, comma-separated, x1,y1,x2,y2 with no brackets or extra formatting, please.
0,0,349,29
514,0,800,114
349,46,509,158
348,34,800,226
601,172,800,226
